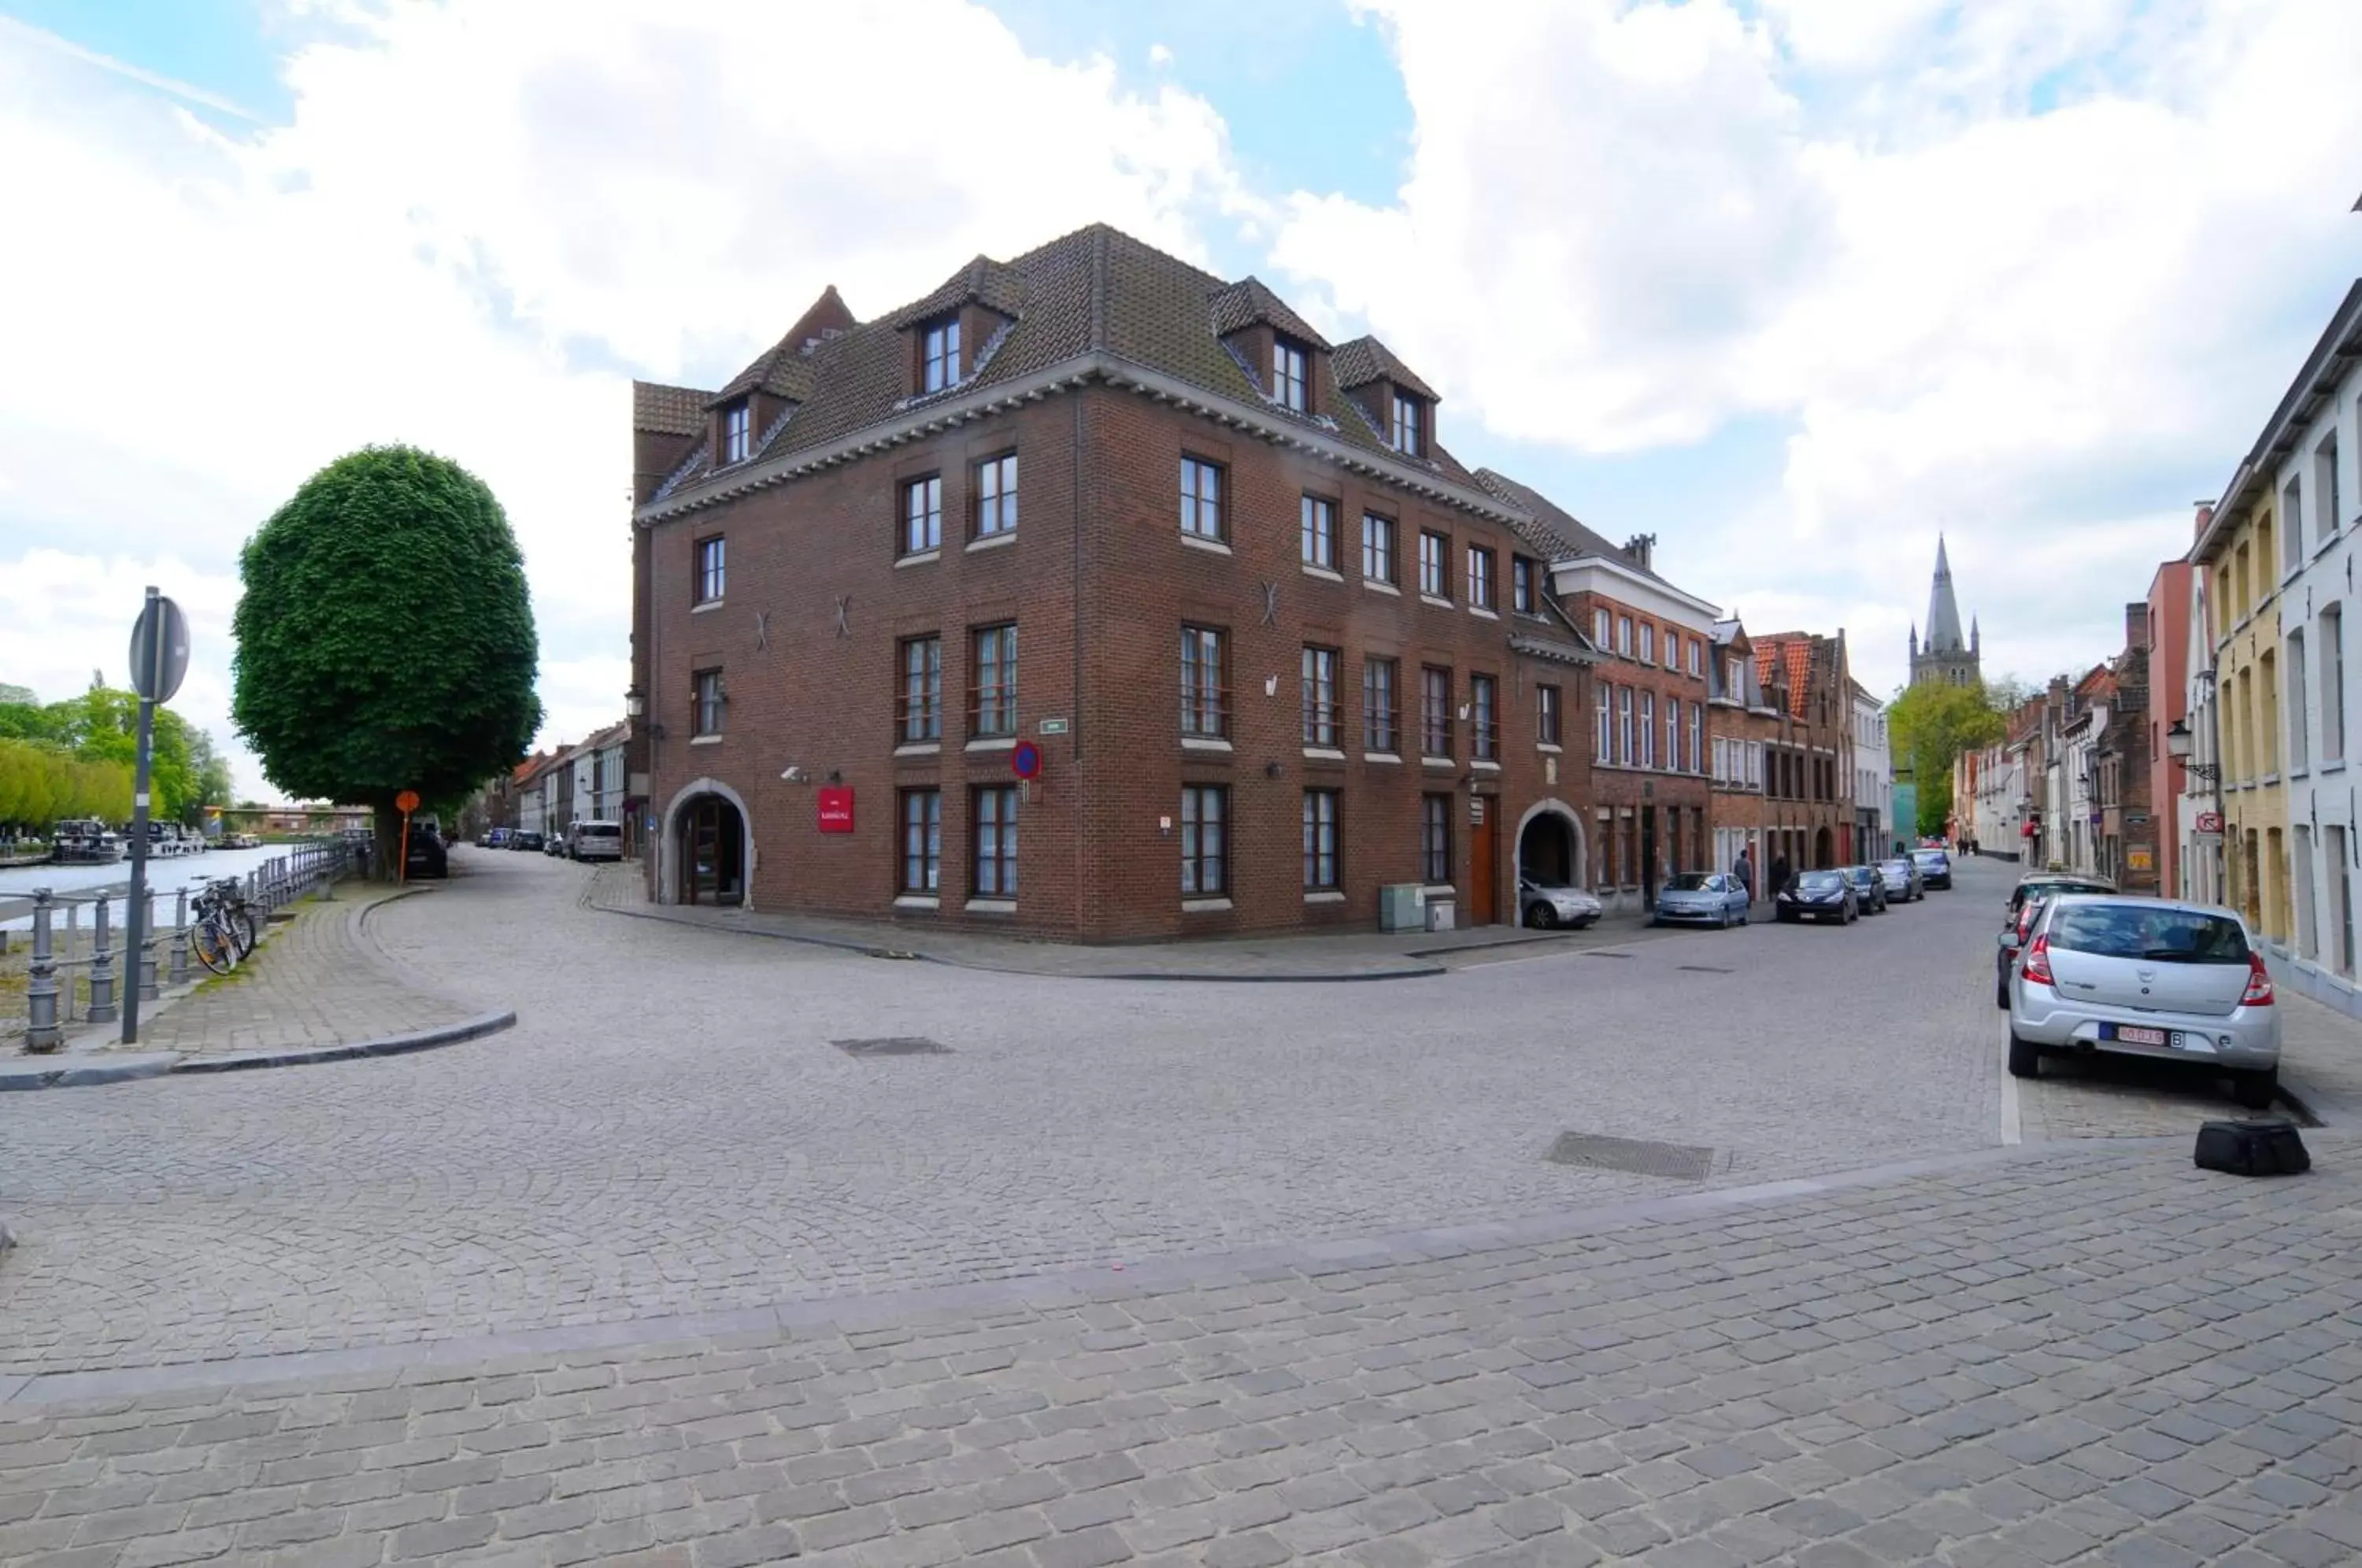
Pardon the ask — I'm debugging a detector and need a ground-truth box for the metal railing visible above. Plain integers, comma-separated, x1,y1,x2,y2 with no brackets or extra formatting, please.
4,839,350,1051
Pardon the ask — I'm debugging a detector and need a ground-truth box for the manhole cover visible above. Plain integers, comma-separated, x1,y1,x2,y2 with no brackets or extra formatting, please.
1547,1132,1716,1181
1677,964,1734,974
832,1037,949,1057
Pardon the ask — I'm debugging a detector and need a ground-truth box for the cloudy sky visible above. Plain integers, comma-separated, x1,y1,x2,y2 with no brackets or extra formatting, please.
1,0,2356,798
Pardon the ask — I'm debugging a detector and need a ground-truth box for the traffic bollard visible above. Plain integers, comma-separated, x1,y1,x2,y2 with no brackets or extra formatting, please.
24,889,61,1052
169,888,191,986
87,893,117,1024
138,891,161,1003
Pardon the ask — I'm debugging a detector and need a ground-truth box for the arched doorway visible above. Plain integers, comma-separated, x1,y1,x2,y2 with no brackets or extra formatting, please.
660,777,753,908
1813,826,1834,868
1512,801,1586,925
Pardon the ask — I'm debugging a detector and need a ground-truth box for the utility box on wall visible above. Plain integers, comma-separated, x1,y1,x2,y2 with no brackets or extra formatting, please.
1379,884,1424,932
1424,898,1457,933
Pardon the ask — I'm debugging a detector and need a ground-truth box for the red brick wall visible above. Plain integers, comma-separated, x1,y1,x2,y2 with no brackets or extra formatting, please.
640,381,1621,941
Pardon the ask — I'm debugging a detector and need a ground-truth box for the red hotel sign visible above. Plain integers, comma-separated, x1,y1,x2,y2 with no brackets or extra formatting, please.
816,787,854,833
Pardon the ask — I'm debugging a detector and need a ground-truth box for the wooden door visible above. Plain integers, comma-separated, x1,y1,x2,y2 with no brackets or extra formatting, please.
1470,799,1496,926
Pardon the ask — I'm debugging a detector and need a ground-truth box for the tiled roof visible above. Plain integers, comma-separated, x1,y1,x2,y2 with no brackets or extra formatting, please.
633,383,708,438
1468,468,1691,594
1331,336,1438,401
711,286,858,406
1208,278,1331,350
1750,632,1835,719
648,224,1479,509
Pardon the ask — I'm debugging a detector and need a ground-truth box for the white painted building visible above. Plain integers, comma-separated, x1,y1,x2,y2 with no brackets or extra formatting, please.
1849,680,1893,857
2256,282,2362,1015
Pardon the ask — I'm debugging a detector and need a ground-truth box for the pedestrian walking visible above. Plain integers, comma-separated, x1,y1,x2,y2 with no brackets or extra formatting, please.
1732,848,1754,902
1769,852,1792,895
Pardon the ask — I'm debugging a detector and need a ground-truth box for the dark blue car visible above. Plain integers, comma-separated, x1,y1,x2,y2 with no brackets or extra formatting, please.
1910,848,1953,890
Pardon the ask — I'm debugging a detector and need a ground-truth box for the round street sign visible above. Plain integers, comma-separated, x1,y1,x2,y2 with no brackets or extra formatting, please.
1011,741,1042,779
394,790,421,814
128,595,191,704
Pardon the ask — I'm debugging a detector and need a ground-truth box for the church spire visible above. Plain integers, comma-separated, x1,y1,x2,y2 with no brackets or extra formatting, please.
1924,534,1967,654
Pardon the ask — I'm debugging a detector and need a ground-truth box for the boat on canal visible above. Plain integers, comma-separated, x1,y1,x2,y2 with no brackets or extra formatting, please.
51,819,126,864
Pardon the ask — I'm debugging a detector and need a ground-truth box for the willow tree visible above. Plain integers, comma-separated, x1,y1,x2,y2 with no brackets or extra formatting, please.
233,446,541,874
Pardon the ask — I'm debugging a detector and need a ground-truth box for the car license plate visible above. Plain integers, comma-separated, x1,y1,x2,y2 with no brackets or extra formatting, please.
2111,1025,2169,1047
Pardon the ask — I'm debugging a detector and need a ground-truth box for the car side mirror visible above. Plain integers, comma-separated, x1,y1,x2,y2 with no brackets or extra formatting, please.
1998,932,2021,951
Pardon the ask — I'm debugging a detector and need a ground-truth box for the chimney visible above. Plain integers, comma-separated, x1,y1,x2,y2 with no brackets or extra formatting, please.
2194,501,2214,541
1622,534,1657,571
2125,602,2150,652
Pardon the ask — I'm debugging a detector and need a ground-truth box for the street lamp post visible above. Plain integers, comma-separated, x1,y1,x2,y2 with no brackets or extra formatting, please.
2166,712,2227,905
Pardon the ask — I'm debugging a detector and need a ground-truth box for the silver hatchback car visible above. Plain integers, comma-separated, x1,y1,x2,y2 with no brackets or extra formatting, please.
2004,895,2279,1108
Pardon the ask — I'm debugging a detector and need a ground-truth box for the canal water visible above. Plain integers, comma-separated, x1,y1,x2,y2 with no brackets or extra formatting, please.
0,845,309,930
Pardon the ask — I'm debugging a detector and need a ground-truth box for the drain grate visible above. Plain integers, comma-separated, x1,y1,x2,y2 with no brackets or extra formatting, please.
1547,1131,1716,1181
1677,964,1734,974
832,1037,950,1057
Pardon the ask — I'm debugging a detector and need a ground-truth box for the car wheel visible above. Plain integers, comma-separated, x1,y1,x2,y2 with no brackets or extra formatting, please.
2233,1069,2278,1111
1527,902,1557,930
2008,1033,2041,1078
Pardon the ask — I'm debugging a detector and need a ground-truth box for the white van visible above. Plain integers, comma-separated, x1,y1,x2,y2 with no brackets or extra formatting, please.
568,820,625,862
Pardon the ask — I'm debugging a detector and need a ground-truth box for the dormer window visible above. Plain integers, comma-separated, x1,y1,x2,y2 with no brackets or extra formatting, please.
1390,391,1424,456
922,316,961,393
721,400,752,464
1273,338,1308,412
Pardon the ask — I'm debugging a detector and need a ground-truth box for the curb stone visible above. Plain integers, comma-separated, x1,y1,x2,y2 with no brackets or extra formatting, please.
169,1010,516,1074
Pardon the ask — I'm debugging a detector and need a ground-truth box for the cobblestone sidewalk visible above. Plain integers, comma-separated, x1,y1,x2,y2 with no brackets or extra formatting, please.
3,1137,2358,1567
85,886,481,1060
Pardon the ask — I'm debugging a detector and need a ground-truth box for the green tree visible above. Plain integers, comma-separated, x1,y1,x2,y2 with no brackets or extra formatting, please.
1887,681,2008,837
35,685,201,819
232,446,541,875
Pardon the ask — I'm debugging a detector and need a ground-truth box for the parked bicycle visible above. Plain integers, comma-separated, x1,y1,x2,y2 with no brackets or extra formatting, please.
189,878,260,976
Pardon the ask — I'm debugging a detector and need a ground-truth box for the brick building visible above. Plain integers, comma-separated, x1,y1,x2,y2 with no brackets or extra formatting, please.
1707,619,1777,899
2096,607,2155,891
627,224,1633,941
1747,631,1858,875
1473,475,1717,912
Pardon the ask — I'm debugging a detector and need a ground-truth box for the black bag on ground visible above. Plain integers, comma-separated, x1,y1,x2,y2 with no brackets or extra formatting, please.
2194,1119,2310,1176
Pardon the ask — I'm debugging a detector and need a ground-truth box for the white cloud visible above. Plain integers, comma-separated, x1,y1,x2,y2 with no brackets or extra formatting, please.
0,0,1250,797
1279,0,2362,692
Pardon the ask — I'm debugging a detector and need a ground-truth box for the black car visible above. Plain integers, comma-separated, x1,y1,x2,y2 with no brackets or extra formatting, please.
1995,872,2116,1006
511,830,544,852
404,826,449,880
1838,864,1889,915
1910,848,1953,889
1776,869,1858,924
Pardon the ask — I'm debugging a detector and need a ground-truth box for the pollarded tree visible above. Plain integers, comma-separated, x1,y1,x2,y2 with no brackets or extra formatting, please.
233,446,541,875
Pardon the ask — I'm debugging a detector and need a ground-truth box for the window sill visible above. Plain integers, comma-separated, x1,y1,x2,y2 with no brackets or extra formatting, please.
1420,594,1453,610
1182,736,1234,753
1537,743,1564,755
894,741,941,757
966,531,1016,553
2316,532,2343,561
895,549,941,569
964,897,1016,915
893,895,940,911
2261,772,2281,787
1421,884,1456,899
1181,897,1233,914
1303,890,1345,905
1470,606,1499,621
1301,563,1344,582
1363,579,1401,597
966,736,1018,753
1364,751,1401,765
2320,760,2348,775
1179,533,1233,556
1472,759,1501,772
1423,756,1457,771
1301,747,1346,763
690,735,723,746
691,600,726,615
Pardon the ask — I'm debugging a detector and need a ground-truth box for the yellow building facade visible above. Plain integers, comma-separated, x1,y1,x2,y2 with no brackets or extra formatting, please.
2194,487,2290,943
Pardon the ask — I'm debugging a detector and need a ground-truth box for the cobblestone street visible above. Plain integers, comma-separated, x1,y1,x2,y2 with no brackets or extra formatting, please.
2,852,2359,1565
